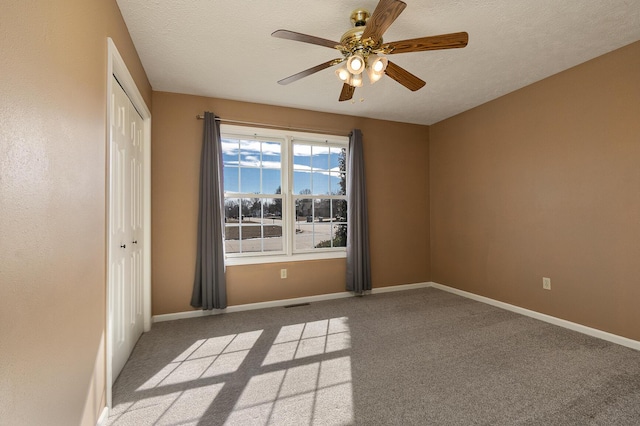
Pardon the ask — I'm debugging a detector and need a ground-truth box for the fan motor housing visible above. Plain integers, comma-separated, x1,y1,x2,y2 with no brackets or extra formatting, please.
350,8,369,26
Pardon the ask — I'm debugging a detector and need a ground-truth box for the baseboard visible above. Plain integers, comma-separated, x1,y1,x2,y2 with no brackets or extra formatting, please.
96,406,109,426
371,282,431,294
152,282,431,323
430,282,640,352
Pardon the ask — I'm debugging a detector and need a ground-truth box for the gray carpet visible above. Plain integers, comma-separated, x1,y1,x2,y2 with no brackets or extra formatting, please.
108,288,640,425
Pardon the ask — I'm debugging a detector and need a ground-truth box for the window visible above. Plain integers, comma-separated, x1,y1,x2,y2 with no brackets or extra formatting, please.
221,126,348,264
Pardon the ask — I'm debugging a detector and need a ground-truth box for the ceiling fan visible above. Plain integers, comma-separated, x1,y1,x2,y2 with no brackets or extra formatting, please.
272,0,469,102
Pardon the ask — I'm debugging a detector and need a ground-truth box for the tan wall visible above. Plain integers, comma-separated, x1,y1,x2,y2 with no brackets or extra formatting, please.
0,1,150,425
430,41,640,341
151,92,430,315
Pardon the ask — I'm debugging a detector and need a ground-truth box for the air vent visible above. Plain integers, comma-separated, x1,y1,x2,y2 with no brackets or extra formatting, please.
284,303,311,308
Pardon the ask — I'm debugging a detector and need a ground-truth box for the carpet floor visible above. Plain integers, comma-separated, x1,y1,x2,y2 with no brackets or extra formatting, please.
107,287,640,425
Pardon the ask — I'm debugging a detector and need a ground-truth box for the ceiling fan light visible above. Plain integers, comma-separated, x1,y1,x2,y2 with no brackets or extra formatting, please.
347,54,365,74
367,67,384,84
371,56,388,73
335,67,350,82
351,57,363,71
366,56,387,84
351,73,363,87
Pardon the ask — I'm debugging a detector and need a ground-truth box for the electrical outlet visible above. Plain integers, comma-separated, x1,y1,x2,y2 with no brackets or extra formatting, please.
543,277,551,290
280,269,287,279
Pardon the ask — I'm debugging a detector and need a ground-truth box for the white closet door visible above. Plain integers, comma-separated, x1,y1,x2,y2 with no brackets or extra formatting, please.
110,75,144,383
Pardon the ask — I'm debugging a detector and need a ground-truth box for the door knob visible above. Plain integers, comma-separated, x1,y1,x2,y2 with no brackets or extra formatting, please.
132,240,138,244
120,244,126,248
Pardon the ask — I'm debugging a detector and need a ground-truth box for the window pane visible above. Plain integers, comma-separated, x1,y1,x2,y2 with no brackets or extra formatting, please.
221,139,239,166
294,170,311,195
262,198,282,223
294,198,313,250
262,213,283,252
294,222,314,250
329,172,344,195
313,199,332,248
329,147,343,170
237,198,248,219
295,198,312,221
225,198,240,222
262,168,281,194
312,172,330,195
262,142,281,168
332,224,347,248
244,198,262,220
312,145,330,170
313,199,331,222
294,197,311,249
239,139,260,166
224,225,240,253
311,150,329,171
332,199,347,222
239,167,260,194
263,236,283,252
293,144,311,170
224,166,239,193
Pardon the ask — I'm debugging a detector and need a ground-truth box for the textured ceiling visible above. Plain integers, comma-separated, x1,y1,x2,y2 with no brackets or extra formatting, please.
116,0,640,126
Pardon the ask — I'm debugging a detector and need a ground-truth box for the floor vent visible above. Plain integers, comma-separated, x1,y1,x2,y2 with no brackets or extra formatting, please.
284,303,311,308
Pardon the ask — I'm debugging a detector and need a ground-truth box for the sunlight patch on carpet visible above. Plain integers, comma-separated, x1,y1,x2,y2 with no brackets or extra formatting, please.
262,317,351,366
137,330,263,390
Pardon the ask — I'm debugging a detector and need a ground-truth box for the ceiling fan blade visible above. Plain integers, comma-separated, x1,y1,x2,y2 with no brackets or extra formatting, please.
381,32,469,54
272,29,342,49
385,61,425,91
339,83,355,102
361,0,407,43
277,58,344,85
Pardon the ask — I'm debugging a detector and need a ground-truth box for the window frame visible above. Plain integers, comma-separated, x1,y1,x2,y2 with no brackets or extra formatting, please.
221,124,349,266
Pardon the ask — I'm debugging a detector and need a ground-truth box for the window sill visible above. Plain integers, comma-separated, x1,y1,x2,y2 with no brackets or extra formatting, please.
225,250,346,266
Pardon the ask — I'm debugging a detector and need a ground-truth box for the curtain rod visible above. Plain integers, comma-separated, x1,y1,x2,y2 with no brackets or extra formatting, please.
195,114,348,137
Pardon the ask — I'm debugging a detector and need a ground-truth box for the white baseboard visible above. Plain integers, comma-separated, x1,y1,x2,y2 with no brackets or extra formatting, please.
96,406,109,426
430,282,640,352
152,282,431,323
371,282,431,294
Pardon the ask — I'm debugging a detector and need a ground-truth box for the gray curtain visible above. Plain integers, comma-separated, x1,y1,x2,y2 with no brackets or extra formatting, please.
346,129,371,294
191,112,227,310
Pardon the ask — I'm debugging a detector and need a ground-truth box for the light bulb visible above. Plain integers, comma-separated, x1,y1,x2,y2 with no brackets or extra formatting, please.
367,69,383,84
347,54,365,75
351,73,363,87
335,67,350,81
366,57,388,84
370,57,388,73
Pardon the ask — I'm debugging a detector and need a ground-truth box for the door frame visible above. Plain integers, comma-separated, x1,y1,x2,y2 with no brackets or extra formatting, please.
106,37,152,409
